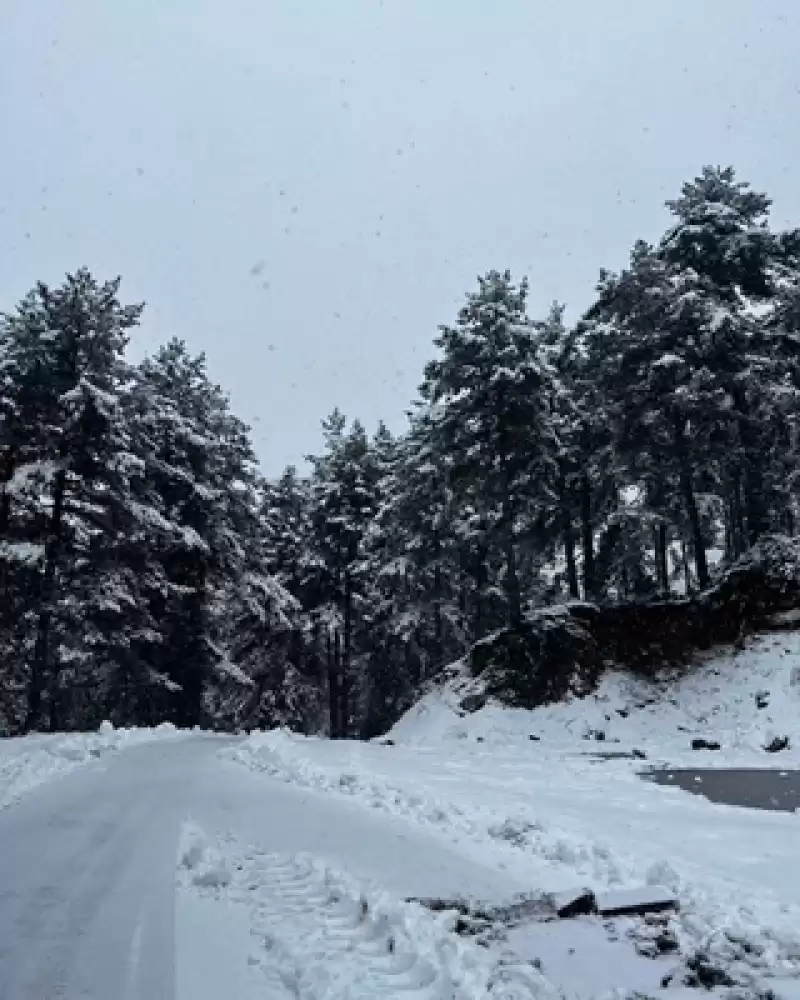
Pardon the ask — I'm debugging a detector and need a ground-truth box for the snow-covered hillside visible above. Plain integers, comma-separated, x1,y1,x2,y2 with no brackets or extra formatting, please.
393,630,800,765
229,632,800,996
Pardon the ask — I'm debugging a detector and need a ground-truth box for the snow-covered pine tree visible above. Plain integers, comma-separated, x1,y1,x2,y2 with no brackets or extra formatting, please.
418,270,561,631
306,411,383,737
0,271,166,731
129,339,261,727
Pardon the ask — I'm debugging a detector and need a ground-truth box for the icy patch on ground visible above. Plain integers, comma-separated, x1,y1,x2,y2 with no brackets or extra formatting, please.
0,722,180,809
177,822,557,999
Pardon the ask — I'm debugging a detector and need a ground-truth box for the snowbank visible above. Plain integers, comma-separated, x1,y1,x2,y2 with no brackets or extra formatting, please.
177,823,557,999
0,722,180,809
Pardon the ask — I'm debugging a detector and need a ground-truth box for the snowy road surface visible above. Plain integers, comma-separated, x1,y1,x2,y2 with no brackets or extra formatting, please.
0,736,552,1000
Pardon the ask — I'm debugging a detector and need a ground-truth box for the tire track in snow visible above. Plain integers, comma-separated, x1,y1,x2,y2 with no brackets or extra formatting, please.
178,825,555,1000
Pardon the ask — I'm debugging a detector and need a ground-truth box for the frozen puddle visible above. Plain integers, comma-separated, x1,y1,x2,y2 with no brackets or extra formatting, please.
176,823,555,999
644,768,800,812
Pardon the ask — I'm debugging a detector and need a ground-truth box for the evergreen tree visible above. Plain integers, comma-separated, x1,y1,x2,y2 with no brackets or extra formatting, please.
418,270,560,630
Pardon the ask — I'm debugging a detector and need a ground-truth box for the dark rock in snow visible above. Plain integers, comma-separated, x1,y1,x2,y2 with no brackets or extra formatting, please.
755,691,770,710
691,738,721,750
595,886,678,918
552,888,596,919
764,735,790,753
655,930,679,954
460,693,487,714
528,734,540,741
684,951,736,989
469,607,601,710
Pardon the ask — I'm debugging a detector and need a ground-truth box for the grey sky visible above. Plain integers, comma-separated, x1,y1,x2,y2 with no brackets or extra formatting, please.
2,1,799,472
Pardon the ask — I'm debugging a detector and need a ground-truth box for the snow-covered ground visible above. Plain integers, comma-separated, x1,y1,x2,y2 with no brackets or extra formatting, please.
228,631,800,997
0,720,179,809
1,633,799,999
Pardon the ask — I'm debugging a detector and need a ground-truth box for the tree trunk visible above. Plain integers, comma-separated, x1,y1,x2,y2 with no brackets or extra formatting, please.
673,414,709,590
326,629,339,738
25,467,67,733
340,567,352,738
733,389,766,545
580,471,595,600
432,562,443,677
655,522,669,596
680,467,709,590
681,538,691,595
473,543,487,641
504,528,522,628
334,628,343,738
744,457,766,545
563,508,579,600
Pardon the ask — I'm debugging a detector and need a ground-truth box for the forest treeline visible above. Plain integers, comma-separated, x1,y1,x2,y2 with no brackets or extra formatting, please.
2,166,799,737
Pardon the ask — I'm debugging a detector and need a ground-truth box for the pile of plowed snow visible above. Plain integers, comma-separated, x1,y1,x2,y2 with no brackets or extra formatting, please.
392,630,800,765
0,721,180,809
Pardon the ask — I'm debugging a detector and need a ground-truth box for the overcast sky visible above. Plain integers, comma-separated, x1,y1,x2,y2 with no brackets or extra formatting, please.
2,1,799,472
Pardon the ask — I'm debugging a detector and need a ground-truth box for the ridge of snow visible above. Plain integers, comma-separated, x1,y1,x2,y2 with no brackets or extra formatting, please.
0,721,181,809
177,823,557,999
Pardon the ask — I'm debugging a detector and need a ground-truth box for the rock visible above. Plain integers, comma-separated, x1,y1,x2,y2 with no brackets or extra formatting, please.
632,748,647,760
552,888,597,919
528,734,540,741
691,738,721,750
475,736,485,743
635,940,659,959
469,608,601,709
764,735,790,753
378,738,395,746
460,693,487,714
755,691,770,710
594,730,606,742
616,708,629,718
655,930,679,954
684,951,735,989
595,886,678,918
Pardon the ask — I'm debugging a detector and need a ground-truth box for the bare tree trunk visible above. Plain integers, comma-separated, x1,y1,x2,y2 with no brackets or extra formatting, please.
563,509,579,600
673,414,709,590
655,523,669,595
334,628,343,738
580,471,595,600
340,568,352,738
505,529,522,628
326,629,339,738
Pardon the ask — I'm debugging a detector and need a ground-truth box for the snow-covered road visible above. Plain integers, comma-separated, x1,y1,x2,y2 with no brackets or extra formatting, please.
0,736,208,999
0,736,550,1000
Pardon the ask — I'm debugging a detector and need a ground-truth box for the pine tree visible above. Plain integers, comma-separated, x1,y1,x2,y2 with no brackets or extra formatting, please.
307,412,383,736
418,270,560,630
